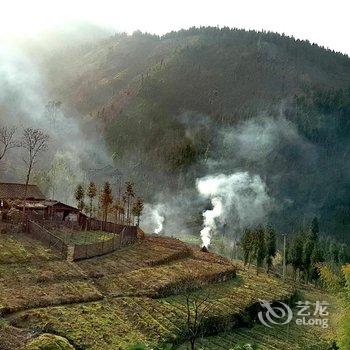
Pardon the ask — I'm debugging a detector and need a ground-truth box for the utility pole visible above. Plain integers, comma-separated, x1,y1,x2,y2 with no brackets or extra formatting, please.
282,234,287,279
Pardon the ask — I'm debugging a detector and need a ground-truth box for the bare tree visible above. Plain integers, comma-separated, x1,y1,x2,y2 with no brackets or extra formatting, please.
0,126,18,161
21,128,49,215
183,290,211,350
167,274,212,350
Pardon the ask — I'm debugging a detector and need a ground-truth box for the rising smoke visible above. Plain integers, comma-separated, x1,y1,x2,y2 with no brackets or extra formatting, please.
0,33,113,204
0,27,331,243
141,203,166,234
141,111,314,244
196,172,272,247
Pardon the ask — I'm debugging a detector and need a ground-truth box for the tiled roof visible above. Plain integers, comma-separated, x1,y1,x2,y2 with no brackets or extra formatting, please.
14,199,79,211
0,182,45,200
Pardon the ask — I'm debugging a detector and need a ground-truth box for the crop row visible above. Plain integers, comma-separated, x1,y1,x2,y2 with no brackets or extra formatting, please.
175,287,336,350
176,316,333,350
96,258,237,297
77,236,192,277
9,267,296,349
0,279,102,315
0,234,57,264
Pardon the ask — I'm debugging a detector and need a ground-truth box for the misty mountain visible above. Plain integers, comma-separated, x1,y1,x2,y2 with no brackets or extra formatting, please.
2,26,350,241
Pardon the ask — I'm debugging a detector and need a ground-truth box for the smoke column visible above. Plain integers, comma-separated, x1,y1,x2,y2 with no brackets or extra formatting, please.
200,197,223,248
196,172,271,247
141,203,165,234
154,211,165,234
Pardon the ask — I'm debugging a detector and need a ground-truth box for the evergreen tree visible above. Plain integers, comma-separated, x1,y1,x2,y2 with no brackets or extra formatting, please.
254,227,266,275
303,218,319,281
289,234,304,279
124,182,135,225
74,184,85,212
311,216,319,236
99,182,113,224
265,226,277,273
330,242,339,264
86,181,97,219
310,243,325,281
241,228,254,266
339,244,348,265
131,197,144,226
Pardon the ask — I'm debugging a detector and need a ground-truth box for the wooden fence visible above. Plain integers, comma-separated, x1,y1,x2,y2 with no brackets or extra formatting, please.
27,220,68,257
86,218,126,233
26,217,139,261
72,226,138,260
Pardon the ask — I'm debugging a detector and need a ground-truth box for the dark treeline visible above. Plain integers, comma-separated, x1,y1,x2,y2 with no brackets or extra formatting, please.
240,217,350,281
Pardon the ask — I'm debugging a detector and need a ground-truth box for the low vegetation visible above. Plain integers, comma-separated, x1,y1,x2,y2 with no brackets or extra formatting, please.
27,334,75,350
176,288,336,350
53,229,114,245
0,233,57,264
0,231,340,349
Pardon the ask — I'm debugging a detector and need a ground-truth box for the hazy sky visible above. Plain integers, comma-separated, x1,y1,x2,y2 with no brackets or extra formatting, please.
1,0,349,55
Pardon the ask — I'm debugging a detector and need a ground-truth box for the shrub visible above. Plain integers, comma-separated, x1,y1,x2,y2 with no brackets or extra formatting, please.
27,333,74,350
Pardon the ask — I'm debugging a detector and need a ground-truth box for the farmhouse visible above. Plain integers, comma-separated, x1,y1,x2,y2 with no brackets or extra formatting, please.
0,182,45,203
0,182,82,222
15,200,82,222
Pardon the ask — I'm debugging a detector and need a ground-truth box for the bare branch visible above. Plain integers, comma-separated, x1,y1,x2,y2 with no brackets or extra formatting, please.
21,128,49,203
0,126,18,161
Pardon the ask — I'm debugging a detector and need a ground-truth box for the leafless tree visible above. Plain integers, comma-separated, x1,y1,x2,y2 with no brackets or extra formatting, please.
173,279,212,350
21,128,49,214
0,126,18,161
184,291,211,350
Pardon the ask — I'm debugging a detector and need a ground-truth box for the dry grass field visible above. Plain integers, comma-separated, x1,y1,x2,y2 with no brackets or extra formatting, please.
0,231,335,350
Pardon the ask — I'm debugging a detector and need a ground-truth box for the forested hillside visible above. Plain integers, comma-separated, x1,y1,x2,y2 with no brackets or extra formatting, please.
18,27,350,241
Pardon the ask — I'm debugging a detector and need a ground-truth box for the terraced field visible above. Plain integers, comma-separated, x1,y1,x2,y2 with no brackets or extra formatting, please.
0,233,57,264
53,229,115,245
9,271,294,349
0,231,334,350
0,231,103,317
176,290,337,350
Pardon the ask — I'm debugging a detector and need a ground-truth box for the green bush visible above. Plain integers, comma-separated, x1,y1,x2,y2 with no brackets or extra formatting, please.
27,334,74,350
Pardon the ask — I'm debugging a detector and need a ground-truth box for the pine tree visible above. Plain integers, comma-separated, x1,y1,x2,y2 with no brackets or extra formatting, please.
74,184,85,212
132,197,144,226
86,182,97,219
303,218,319,282
310,243,325,281
289,234,304,280
330,242,339,264
99,182,113,224
254,227,266,275
265,226,277,273
311,216,319,236
339,244,348,265
241,228,254,266
124,182,135,225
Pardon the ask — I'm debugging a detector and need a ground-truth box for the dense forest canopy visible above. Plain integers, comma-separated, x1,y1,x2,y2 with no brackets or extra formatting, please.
1,26,350,241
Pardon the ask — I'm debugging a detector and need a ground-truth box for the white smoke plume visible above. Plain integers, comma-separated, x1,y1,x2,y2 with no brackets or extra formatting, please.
196,172,272,247
200,197,223,248
141,203,166,234
0,38,113,204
